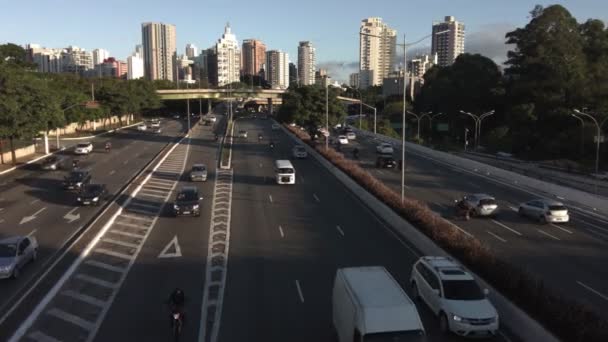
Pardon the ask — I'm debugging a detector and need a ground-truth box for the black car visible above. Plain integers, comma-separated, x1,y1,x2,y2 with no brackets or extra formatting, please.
173,186,202,217
40,155,68,171
376,156,397,169
63,170,91,190
77,184,107,206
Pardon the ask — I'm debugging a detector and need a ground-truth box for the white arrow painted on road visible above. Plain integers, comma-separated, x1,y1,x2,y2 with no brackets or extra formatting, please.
158,236,182,258
20,207,47,225
64,207,81,224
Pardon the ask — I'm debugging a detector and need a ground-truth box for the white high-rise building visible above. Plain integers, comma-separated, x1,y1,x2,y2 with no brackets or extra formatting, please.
61,46,93,73
141,22,177,81
26,44,63,73
215,23,241,87
359,17,397,89
431,16,465,67
127,53,144,79
92,48,109,66
185,43,197,59
265,50,289,89
297,41,316,85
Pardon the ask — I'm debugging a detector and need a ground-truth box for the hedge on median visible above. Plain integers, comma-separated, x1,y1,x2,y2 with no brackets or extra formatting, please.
286,125,608,342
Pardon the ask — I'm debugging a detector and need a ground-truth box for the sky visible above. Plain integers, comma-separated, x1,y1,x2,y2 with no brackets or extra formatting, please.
1,0,607,82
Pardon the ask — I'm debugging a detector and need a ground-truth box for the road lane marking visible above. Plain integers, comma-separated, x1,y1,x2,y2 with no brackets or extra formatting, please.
508,206,517,212
576,218,608,234
259,163,263,168
487,231,507,242
313,194,320,202
129,202,161,211
119,213,154,222
550,223,573,234
94,248,133,260
0,219,4,224
295,280,305,303
336,225,345,236
269,194,273,203
279,225,284,238
376,170,385,176
491,219,523,236
577,281,608,301
28,229,37,237
158,236,182,258
537,229,560,241
27,331,61,342
30,199,40,205
101,238,139,249
449,222,474,237
75,273,119,289
123,160,129,165
84,260,125,273
46,308,94,331
109,170,116,175
61,290,106,308
138,192,166,199
20,207,47,225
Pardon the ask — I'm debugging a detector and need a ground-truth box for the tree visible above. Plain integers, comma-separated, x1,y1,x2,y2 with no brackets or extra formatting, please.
0,43,34,68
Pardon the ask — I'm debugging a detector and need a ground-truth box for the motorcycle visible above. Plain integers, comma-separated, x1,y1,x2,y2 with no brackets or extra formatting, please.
454,199,471,221
105,143,111,153
170,309,183,342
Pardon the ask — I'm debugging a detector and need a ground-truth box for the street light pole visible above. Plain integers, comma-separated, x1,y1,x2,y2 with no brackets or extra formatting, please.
573,109,608,176
459,110,494,149
407,111,422,140
360,101,377,134
326,83,329,150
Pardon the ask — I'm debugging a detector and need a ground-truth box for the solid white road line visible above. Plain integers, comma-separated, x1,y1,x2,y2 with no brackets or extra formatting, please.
313,194,320,203
138,192,167,199
336,225,345,236
112,221,147,230
487,231,507,243
278,225,284,238
109,170,116,175
491,219,523,236
538,229,561,241
508,206,518,212
449,222,474,238
269,194,273,203
61,290,106,308
28,229,38,237
550,223,573,234
295,280,305,303
119,213,154,222
140,187,170,194
123,160,129,165
46,308,94,331
577,281,608,301
30,199,40,205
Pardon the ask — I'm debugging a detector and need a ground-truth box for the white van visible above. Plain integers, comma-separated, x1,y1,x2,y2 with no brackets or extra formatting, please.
274,160,295,185
333,266,426,342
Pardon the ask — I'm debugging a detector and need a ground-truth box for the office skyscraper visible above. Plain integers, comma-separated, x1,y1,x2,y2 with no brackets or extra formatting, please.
141,22,176,81
216,23,241,86
359,17,396,89
431,16,465,67
185,43,197,59
242,39,266,77
265,50,289,89
297,41,316,85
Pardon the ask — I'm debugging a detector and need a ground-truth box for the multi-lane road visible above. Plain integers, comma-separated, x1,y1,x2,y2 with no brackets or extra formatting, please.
339,129,608,318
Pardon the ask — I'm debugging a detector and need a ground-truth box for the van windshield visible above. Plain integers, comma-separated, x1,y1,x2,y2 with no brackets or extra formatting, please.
278,168,294,174
364,330,425,342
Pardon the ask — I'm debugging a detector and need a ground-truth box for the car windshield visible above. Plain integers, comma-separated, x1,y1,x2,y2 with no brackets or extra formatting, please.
77,144,89,148
549,205,567,211
83,185,102,194
278,168,294,174
294,146,305,151
0,243,17,257
479,198,497,206
442,279,485,300
364,330,425,342
177,191,198,201
192,166,206,172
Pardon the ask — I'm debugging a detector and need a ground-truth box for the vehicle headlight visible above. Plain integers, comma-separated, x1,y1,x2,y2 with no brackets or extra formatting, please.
93,197,99,201
193,204,200,209
77,197,82,201
76,182,82,186
0,265,13,272
452,315,463,322
173,204,179,210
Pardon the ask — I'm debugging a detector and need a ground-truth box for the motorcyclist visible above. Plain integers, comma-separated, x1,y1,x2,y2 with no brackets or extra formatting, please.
168,288,185,310
105,142,111,152
214,134,219,141
455,198,472,220
72,159,80,169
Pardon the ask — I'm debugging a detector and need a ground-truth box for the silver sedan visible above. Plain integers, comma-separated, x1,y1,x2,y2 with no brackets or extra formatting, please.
0,236,38,279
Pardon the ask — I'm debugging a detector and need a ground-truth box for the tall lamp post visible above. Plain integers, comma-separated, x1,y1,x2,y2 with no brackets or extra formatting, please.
573,109,608,176
459,109,495,149
359,101,377,134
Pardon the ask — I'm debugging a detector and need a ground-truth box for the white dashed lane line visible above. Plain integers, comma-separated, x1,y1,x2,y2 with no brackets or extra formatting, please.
550,223,573,234
487,230,507,243
491,219,523,236
295,280,305,303
313,194,320,203
278,225,285,238
538,229,561,241
268,194,273,203
336,225,345,236
577,281,608,301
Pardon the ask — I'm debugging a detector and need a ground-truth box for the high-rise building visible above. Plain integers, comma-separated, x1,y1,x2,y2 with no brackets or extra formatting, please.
61,46,93,74
127,53,144,79
92,48,110,66
431,16,465,67
95,57,127,78
349,73,360,88
408,54,437,78
359,17,396,89
206,48,219,87
26,44,63,73
215,23,241,87
185,43,197,59
289,62,297,86
141,22,177,81
241,39,266,78
265,50,289,89
297,41,316,85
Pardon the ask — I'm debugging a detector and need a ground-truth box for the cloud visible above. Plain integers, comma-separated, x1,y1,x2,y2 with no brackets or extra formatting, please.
465,23,516,65
316,61,358,84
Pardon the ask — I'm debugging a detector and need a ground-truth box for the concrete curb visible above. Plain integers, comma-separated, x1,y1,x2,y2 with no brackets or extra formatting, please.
280,123,560,342
0,122,142,177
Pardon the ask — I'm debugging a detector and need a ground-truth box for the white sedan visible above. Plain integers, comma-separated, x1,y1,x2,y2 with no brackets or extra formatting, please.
74,142,93,155
337,135,349,145
376,143,394,154
137,124,147,131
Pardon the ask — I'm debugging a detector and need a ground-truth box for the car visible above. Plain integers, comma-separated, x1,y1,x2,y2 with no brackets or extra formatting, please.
77,184,108,206
208,116,217,123
0,236,38,279
74,142,93,155
410,256,499,337
292,145,308,159
63,170,91,190
137,124,147,131
172,114,181,119
337,135,349,145
376,143,394,154
189,164,208,182
592,171,608,180
151,127,162,134
238,130,248,138
518,199,569,223
346,132,356,140
40,155,68,171
272,123,280,131
150,121,161,128
173,186,203,217
376,155,397,168
461,194,499,217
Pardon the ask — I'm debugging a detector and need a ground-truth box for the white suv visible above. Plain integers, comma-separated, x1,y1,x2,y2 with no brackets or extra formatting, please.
410,256,498,337
74,142,93,155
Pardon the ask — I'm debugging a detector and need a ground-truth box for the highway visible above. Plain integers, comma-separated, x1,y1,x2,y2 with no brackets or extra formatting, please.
339,129,608,319
218,117,517,342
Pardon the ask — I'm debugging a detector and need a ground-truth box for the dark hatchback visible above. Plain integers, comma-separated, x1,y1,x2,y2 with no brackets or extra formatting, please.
40,155,68,171
376,156,397,169
77,184,108,206
63,170,91,190
173,186,202,217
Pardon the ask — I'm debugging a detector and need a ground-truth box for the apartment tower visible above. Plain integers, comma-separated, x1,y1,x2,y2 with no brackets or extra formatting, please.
431,16,465,67
242,39,266,77
216,23,241,86
265,50,289,89
297,41,316,85
359,17,396,89
141,22,176,81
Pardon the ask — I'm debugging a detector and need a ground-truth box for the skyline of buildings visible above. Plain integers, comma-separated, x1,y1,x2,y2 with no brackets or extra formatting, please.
141,22,176,81
358,17,397,89
297,41,316,86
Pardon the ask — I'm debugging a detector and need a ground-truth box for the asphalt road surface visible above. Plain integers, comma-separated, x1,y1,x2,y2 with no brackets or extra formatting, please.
337,129,608,319
218,117,517,342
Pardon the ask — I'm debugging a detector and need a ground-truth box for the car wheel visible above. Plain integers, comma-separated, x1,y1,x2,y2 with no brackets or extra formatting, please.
32,249,38,261
12,267,20,279
518,207,524,216
411,282,420,300
439,313,450,334
539,215,547,224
